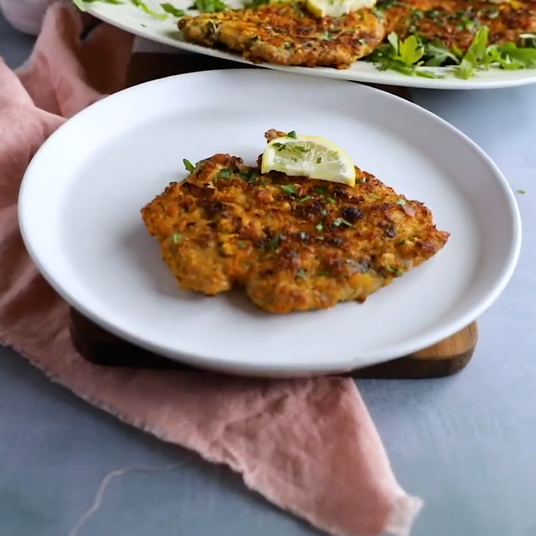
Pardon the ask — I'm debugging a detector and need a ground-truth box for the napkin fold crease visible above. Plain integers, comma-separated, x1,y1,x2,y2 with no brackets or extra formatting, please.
0,3,423,535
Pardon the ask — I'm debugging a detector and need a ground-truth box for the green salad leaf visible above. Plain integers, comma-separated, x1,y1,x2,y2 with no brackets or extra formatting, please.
72,0,123,11
366,32,444,79
160,2,186,16
190,0,228,12
130,0,167,19
367,26,536,80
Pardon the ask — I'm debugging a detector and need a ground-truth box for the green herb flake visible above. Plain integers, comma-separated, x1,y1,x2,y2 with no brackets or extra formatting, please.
387,265,403,276
296,269,307,279
238,241,246,249
269,234,281,250
299,196,311,203
316,223,324,231
281,184,298,196
333,217,352,227
183,159,195,172
172,233,183,243
131,0,167,19
219,168,232,179
316,156,323,164
396,198,407,205
327,196,336,204
318,269,330,277
160,2,186,16
287,130,298,139
517,189,526,194
240,169,259,182
315,186,328,195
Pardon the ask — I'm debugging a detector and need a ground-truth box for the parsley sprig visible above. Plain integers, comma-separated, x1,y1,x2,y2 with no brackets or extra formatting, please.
367,28,536,80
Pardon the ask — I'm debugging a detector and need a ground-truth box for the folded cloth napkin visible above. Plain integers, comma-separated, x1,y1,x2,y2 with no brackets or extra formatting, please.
0,3,423,535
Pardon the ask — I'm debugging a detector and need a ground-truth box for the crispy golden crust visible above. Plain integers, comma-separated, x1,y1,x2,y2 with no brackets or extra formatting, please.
380,0,536,51
178,3,385,69
140,130,449,314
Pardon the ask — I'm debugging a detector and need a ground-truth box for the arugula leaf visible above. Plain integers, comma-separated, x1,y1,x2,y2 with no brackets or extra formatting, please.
455,26,489,79
161,2,186,16
424,41,460,67
368,25,536,80
190,0,227,12
396,35,424,65
454,27,536,79
131,0,167,18
366,32,443,79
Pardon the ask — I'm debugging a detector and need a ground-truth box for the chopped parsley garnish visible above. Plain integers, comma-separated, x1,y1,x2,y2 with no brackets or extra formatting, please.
172,233,183,243
161,2,186,16
387,265,403,276
269,234,281,250
318,270,330,277
131,0,167,19
299,196,311,203
366,27,536,79
240,169,259,182
396,198,407,205
219,168,232,179
316,157,323,164
333,217,352,227
183,159,195,172
517,189,526,194
316,223,324,231
281,184,298,196
238,241,246,248
287,130,298,139
327,196,336,204
314,186,328,195
296,269,307,279
190,0,227,13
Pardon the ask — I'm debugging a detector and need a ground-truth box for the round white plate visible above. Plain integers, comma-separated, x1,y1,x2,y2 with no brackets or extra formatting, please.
19,69,521,377
80,0,536,90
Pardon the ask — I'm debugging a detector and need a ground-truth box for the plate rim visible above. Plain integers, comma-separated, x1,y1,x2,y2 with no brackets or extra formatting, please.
82,0,536,91
18,69,523,376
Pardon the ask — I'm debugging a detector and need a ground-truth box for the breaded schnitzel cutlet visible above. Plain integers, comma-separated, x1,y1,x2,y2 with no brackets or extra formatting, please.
177,3,385,69
141,130,449,315
379,0,536,52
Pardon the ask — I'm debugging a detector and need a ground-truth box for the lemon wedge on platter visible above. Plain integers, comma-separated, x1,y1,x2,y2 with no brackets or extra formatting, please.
260,132,357,187
305,0,376,18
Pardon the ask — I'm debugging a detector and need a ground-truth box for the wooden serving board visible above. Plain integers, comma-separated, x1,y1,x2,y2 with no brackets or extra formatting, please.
69,50,479,379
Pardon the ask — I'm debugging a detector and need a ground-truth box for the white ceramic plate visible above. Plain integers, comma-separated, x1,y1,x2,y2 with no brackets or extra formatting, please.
80,0,536,90
19,69,521,377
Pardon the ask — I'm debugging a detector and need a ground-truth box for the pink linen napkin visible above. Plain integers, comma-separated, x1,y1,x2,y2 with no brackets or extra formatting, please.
0,3,423,535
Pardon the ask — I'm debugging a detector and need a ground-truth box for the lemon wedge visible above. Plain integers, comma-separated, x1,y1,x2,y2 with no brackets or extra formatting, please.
305,0,376,18
261,133,356,187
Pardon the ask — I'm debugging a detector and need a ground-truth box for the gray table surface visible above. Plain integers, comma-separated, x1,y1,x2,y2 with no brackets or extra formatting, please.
1,11,536,536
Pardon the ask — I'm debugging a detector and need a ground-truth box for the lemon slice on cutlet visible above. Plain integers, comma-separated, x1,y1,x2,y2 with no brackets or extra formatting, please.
261,133,356,187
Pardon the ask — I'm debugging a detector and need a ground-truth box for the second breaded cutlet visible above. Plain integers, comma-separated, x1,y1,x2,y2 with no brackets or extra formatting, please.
378,0,536,52
178,3,385,69
141,130,449,315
